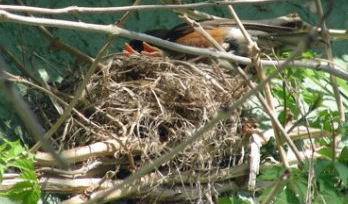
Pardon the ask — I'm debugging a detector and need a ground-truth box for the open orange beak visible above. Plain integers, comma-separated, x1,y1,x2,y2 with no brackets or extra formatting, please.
123,42,164,58
123,43,139,57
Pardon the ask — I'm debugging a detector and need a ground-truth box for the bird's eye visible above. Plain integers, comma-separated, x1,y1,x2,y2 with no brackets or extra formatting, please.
223,41,239,53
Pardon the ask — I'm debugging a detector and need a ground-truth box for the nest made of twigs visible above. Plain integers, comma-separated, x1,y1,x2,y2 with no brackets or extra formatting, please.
38,54,251,202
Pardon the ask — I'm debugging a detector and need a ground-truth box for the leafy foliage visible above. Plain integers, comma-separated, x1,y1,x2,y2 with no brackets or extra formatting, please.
220,50,348,203
218,194,255,204
0,139,41,204
256,155,348,203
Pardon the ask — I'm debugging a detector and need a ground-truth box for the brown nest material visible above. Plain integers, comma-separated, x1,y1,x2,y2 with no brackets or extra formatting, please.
36,54,250,202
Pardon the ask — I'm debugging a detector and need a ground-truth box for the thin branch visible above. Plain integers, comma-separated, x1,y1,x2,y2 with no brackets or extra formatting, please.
315,0,345,121
30,37,113,153
314,0,345,163
35,26,95,63
35,139,132,165
0,58,68,168
0,45,42,85
161,0,223,21
328,29,348,40
0,11,347,81
176,10,295,166
14,0,99,68
84,31,319,203
178,10,292,166
224,2,291,167
113,0,142,25
1,36,65,116
260,170,290,204
0,0,288,15
179,15,225,51
4,71,100,129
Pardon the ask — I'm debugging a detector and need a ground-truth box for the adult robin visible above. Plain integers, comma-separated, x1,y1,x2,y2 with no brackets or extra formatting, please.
125,14,317,57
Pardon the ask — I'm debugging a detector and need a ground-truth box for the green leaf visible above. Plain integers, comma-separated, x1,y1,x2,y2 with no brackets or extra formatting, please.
339,122,348,141
0,165,4,182
0,141,9,152
317,147,333,159
0,181,40,204
259,185,298,204
277,110,286,125
259,166,284,180
311,109,338,132
302,51,316,59
338,147,348,165
0,140,41,204
273,188,288,204
218,197,235,204
1,181,32,197
334,162,348,187
315,178,347,204
273,187,299,204
288,177,307,202
218,196,252,204
336,77,348,94
271,87,299,118
284,188,299,204
314,159,334,177
308,94,324,111
21,185,41,204
4,141,24,159
11,159,34,173
258,185,273,203
19,170,37,181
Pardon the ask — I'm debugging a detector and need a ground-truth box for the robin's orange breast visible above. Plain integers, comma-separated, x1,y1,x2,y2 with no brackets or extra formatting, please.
174,29,227,48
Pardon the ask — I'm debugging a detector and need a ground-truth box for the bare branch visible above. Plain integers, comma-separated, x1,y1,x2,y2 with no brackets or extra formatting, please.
0,59,68,168
314,0,345,164
224,2,290,167
35,139,134,165
0,0,287,15
30,36,113,153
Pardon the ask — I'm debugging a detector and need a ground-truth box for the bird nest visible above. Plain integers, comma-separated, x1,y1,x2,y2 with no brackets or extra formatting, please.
37,54,250,202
